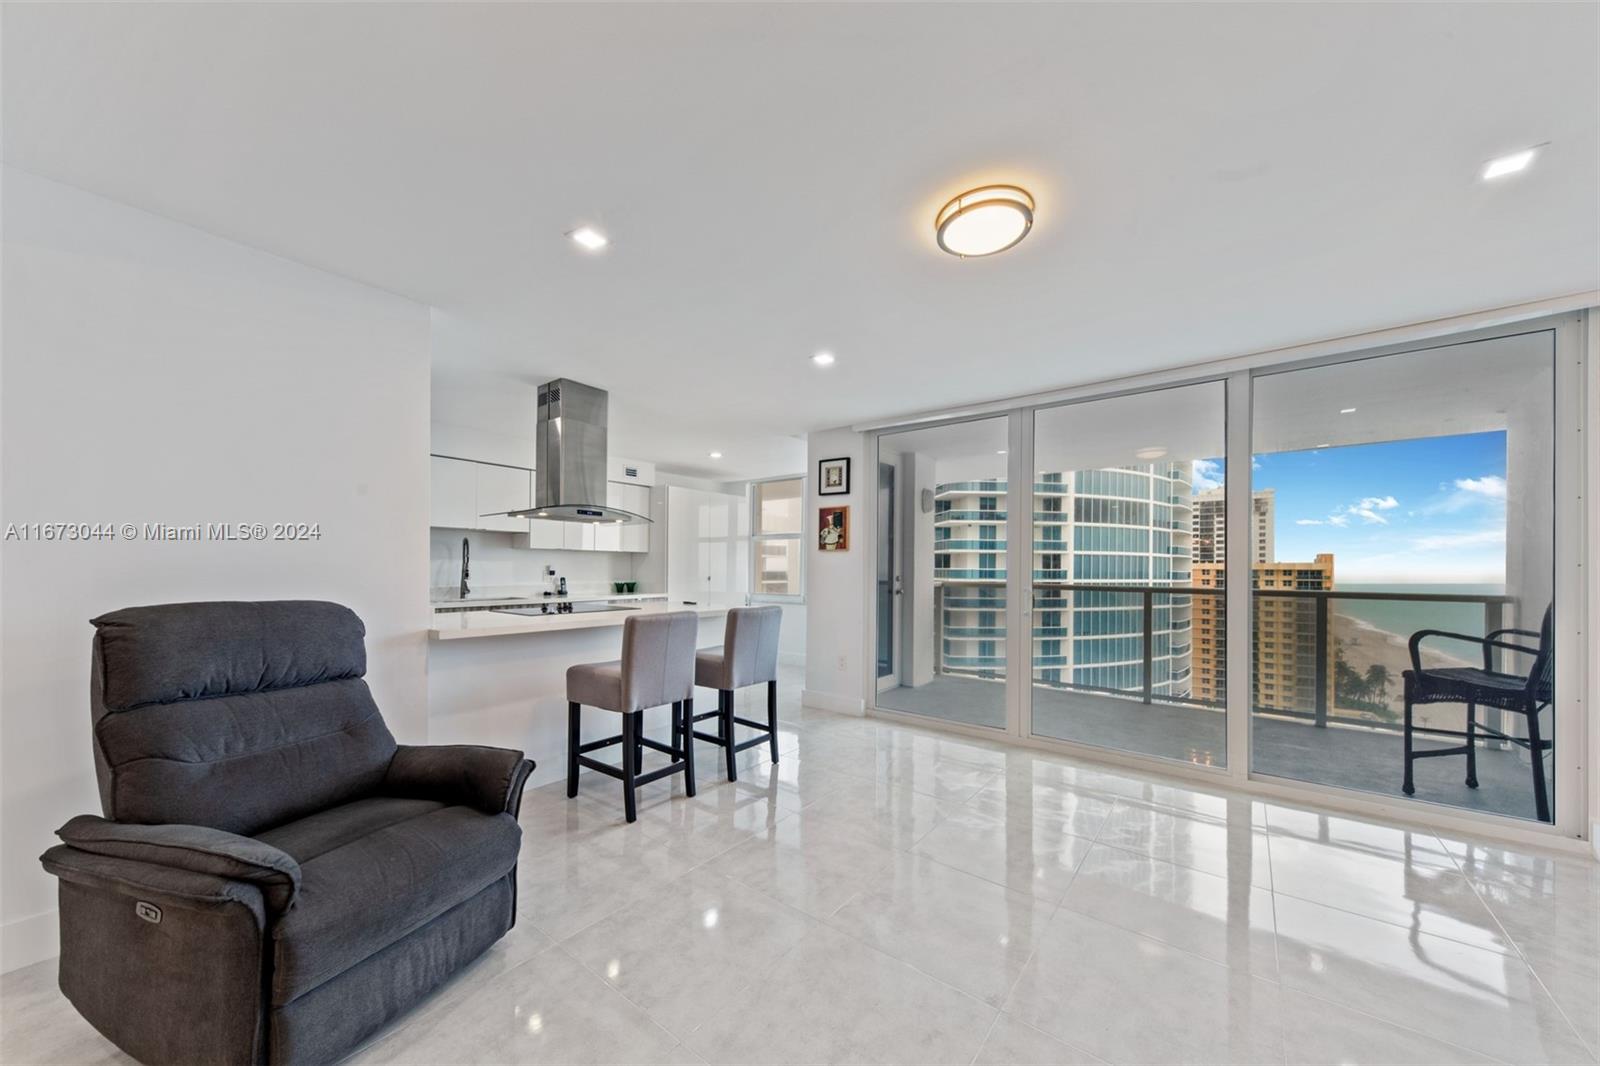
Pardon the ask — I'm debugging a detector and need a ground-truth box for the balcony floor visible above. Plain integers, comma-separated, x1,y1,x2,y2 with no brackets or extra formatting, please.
875,676,1553,822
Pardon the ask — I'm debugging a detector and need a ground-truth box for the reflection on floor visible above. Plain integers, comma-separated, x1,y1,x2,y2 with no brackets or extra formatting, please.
4,662,1592,1066
876,675,1552,822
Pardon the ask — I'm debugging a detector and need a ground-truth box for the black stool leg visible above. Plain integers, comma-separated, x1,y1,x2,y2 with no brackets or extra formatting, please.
1526,702,1550,824
767,680,779,763
567,702,581,798
723,689,738,782
634,715,645,775
1401,693,1416,796
621,710,639,823
1464,702,1479,788
670,701,682,761
681,698,697,797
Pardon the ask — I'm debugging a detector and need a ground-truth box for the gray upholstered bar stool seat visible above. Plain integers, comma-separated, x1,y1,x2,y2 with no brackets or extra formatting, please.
566,610,698,822
692,605,783,781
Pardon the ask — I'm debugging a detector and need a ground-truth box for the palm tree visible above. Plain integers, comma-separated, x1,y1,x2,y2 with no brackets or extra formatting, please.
1363,663,1391,705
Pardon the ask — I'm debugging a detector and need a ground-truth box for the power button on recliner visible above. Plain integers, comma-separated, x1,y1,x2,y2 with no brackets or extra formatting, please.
134,901,162,924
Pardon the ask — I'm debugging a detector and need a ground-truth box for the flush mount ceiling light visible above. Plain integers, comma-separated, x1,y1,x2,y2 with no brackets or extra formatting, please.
708,451,723,459
811,351,836,367
1482,147,1539,181
1134,447,1168,460
1339,407,1358,414
935,184,1034,257
568,226,608,251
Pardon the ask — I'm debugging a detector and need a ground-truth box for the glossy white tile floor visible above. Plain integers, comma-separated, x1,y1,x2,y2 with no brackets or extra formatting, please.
3,668,1596,1065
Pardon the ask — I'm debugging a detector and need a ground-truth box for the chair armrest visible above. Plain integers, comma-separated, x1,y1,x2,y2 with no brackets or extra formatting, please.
384,744,535,816
41,842,269,928
53,815,299,914
1409,629,1539,673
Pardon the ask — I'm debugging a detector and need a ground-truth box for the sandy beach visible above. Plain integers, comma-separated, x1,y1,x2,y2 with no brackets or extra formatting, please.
1332,611,1477,728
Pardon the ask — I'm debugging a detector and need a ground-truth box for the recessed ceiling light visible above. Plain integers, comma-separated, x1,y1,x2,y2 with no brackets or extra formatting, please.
1135,447,1168,460
811,351,836,367
568,226,608,251
708,451,723,459
1482,148,1538,181
935,185,1034,257
1315,443,1330,449
996,449,1007,455
1339,407,1357,414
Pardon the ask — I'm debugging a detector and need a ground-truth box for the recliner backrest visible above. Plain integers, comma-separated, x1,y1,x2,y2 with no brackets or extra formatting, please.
89,600,397,835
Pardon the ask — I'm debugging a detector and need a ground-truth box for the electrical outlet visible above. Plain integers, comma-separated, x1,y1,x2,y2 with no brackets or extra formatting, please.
836,654,847,671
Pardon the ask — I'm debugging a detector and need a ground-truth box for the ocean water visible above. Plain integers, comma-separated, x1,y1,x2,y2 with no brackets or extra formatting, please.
1331,583,1509,639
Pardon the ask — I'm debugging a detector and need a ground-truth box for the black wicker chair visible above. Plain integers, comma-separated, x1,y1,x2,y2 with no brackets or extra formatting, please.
1401,605,1554,822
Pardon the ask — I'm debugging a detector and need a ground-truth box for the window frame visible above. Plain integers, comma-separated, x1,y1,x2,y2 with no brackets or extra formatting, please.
749,474,806,603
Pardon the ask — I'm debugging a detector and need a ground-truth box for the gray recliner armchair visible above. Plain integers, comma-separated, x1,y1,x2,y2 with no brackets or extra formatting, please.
39,600,534,1065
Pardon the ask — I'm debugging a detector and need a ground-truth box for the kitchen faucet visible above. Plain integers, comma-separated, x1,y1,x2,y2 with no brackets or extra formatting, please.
459,537,470,600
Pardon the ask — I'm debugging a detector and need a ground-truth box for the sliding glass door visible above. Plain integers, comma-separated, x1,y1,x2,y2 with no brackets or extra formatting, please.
874,416,1011,730
1249,330,1559,823
866,316,1578,836
1028,382,1228,766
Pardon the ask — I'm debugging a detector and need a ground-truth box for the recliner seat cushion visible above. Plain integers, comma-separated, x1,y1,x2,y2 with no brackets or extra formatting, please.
265,802,521,1005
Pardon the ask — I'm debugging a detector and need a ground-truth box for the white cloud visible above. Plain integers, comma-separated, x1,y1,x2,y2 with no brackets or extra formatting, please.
1419,474,1508,515
1348,495,1398,525
1295,518,1323,526
1454,475,1506,500
1327,514,1350,528
1412,528,1507,551
1191,458,1223,492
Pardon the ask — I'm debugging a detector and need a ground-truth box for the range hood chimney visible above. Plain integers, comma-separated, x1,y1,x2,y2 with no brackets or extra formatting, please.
504,378,650,524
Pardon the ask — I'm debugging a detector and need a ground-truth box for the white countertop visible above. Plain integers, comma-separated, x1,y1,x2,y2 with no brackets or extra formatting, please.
429,599,726,640
431,591,668,610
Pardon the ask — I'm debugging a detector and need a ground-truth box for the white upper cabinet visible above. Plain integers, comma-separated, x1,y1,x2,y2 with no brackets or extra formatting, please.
475,464,531,533
617,483,651,553
562,523,596,551
593,482,625,552
429,456,479,530
430,455,530,532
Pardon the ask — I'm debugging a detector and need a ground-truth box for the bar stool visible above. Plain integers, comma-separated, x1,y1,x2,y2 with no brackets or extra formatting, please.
566,611,698,822
692,605,782,781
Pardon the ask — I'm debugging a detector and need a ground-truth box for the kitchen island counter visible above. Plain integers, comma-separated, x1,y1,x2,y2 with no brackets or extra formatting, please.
429,600,727,640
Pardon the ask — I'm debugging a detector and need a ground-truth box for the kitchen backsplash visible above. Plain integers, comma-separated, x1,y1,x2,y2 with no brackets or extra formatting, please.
429,528,641,601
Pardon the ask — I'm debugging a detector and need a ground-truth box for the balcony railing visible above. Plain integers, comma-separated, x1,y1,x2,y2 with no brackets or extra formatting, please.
930,580,1518,729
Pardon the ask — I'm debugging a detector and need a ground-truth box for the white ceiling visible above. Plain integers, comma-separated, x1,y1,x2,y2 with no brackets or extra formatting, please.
5,3,1596,480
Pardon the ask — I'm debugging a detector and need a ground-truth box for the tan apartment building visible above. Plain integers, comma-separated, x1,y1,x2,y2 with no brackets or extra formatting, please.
1191,553,1335,713
1191,487,1275,565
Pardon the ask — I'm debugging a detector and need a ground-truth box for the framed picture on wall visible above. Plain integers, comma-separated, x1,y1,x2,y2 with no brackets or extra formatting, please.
817,456,851,496
818,505,849,551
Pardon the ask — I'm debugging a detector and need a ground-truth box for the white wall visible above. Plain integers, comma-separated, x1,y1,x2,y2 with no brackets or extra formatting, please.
802,427,868,713
0,170,431,972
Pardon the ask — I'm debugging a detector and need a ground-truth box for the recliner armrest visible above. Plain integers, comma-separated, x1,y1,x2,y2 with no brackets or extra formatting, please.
41,844,268,927
54,815,300,914
384,744,535,816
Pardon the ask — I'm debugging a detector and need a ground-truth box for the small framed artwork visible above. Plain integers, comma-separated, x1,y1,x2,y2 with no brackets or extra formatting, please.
818,505,849,551
817,456,851,496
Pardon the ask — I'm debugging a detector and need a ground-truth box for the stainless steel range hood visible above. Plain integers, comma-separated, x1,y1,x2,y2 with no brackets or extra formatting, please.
503,378,650,524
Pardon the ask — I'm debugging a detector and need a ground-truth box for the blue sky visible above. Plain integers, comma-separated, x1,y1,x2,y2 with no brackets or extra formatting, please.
1193,430,1511,584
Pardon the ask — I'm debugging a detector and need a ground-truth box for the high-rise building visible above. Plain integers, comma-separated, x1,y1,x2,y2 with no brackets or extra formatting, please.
934,463,1194,699
1191,487,1275,564
1190,552,1334,711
